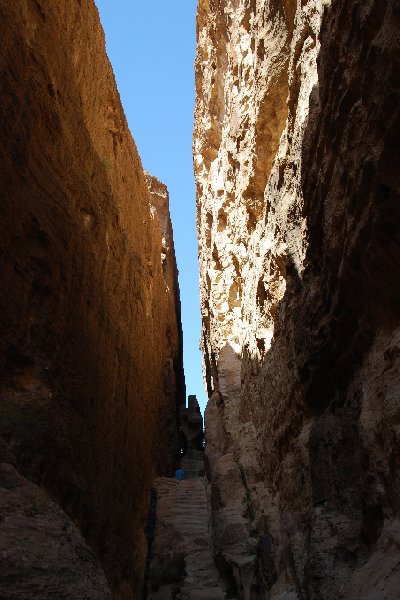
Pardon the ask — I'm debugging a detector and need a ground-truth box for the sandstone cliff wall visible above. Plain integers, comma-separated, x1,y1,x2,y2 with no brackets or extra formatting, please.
0,1,184,598
194,0,400,598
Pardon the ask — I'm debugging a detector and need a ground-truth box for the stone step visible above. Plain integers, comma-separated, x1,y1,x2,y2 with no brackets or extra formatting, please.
179,588,225,600
146,476,225,599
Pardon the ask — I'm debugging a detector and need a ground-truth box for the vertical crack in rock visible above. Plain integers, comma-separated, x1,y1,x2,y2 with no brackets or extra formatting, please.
194,0,400,598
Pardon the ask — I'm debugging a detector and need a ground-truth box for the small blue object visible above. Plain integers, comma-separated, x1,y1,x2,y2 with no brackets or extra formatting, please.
175,468,185,480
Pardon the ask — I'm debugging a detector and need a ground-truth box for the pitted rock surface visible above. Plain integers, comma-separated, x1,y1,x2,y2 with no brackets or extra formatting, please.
194,0,400,598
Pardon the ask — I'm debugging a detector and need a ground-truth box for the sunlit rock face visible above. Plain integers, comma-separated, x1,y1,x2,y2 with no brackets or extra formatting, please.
194,0,400,598
145,172,187,421
0,1,184,598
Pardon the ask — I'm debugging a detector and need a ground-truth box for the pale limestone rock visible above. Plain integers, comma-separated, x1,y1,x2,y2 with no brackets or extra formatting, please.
194,0,400,598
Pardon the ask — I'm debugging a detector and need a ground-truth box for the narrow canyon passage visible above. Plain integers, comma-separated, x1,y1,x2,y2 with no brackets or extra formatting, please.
148,477,224,600
146,398,225,599
0,1,399,600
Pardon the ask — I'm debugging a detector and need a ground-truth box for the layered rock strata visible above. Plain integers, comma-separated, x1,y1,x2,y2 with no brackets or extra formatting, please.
194,0,400,598
0,1,184,597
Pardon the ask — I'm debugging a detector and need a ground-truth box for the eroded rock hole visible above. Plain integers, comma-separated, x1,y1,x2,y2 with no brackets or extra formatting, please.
247,209,258,233
217,208,227,231
229,281,242,308
205,211,213,247
212,244,223,270
256,278,268,307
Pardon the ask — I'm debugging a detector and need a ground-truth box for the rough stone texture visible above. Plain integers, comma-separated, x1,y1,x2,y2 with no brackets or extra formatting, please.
194,0,400,598
146,172,186,417
0,1,184,598
0,462,112,599
147,476,225,600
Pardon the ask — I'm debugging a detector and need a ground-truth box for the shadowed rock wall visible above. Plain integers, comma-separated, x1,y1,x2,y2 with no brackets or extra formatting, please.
0,463,112,599
194,0,400,598
0,1,184,597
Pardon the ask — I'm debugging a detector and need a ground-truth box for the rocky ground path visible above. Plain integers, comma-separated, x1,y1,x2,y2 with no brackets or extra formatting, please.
146,450,225,600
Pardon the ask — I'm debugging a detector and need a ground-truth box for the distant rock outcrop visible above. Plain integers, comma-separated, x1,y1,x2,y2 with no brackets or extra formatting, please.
0,1,184,597
194,0,400,598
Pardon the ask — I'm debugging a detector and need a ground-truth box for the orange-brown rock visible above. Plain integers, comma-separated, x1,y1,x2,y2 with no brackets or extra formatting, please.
0,1,184,598
145,172,186,421
194,0,400,598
